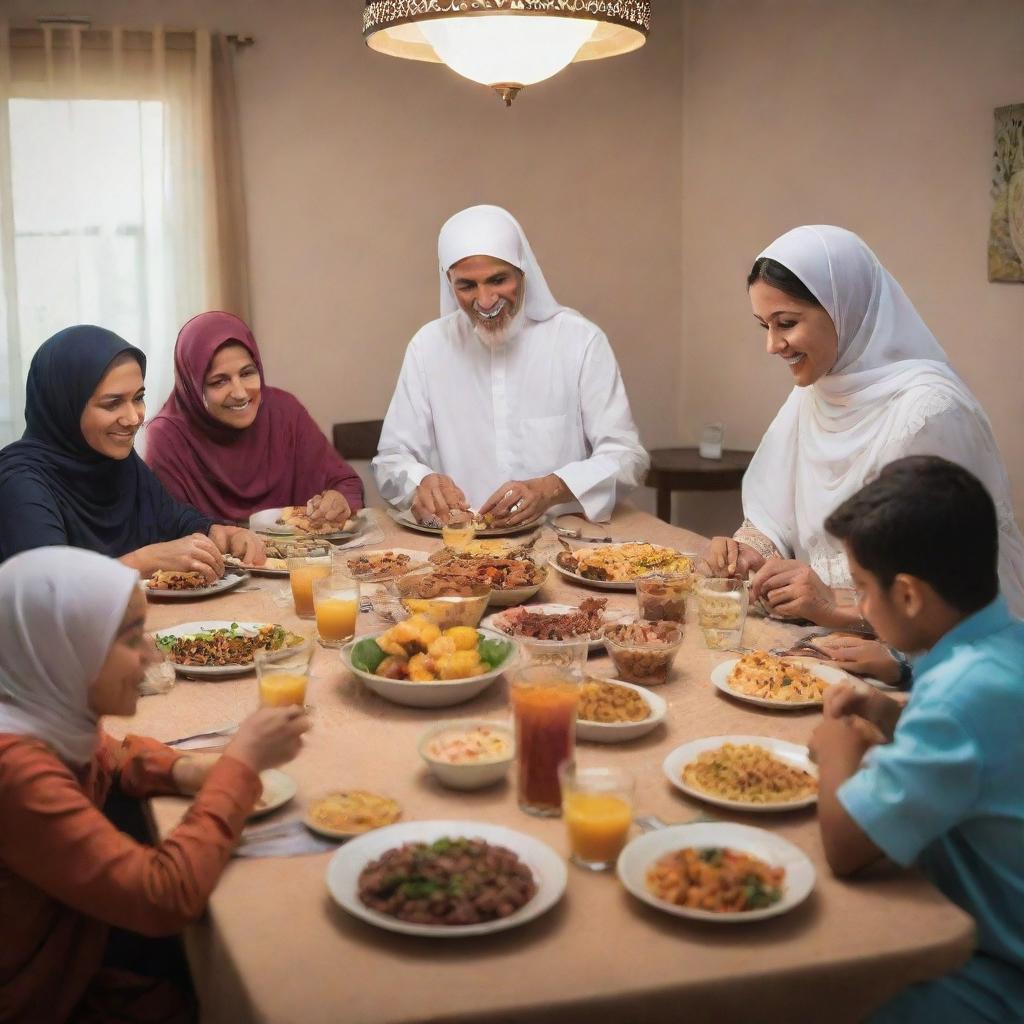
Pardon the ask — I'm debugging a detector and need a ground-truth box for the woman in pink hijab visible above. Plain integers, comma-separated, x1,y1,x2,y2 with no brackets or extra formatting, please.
145,312,364,524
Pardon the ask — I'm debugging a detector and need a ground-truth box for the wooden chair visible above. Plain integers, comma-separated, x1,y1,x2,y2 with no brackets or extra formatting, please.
332,419,384,461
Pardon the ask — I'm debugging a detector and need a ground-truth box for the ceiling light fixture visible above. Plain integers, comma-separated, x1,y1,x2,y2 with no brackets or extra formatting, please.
363,1,651,106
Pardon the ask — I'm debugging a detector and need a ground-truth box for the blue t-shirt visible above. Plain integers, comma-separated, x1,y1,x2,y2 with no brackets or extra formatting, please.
840,596,1024,1022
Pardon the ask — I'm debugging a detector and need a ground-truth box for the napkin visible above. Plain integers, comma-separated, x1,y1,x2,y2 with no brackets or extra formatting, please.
233,819,339,858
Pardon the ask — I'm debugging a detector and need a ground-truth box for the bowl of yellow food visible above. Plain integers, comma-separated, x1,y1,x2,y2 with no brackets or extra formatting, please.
575,677,667,743
418,720,515,790
390,567,492,629
341,616,518,708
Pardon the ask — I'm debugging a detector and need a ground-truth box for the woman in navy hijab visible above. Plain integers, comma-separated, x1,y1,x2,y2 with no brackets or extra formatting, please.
0,326,265,577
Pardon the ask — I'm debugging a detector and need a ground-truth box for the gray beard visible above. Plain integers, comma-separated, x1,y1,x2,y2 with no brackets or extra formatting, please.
464,301,527,349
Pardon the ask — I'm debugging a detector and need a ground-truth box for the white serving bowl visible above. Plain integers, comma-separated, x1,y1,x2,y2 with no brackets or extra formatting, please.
575,678,667,744
418,719,515,790
339,627,518,709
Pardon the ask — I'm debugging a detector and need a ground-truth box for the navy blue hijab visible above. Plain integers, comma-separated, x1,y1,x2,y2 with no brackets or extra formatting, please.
0,325,211,561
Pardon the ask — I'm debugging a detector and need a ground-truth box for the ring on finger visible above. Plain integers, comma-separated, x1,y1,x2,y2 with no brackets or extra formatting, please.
509,500,523,515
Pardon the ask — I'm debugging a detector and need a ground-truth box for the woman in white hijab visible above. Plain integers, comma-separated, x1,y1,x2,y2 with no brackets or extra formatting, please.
0,546,309,1022
707,225,1024,636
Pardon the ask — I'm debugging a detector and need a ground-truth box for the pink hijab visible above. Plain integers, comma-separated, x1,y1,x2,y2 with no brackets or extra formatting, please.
145,312,363,523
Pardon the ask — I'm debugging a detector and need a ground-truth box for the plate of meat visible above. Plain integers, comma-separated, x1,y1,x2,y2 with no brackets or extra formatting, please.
143,569,249,600
482,599,620,651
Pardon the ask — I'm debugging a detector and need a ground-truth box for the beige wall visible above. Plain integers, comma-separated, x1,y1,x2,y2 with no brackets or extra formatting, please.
9,0,1023,530
681,0,1024,521
7,0,685,522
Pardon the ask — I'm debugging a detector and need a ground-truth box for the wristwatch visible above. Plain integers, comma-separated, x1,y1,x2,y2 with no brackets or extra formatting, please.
891,648,913,690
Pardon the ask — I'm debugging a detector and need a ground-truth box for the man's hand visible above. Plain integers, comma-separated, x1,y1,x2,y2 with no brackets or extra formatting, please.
480,474,571,527
703,537,765,578
411,474,468,527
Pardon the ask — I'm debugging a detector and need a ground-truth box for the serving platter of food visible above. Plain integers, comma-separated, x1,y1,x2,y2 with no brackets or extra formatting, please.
424,551,547,607
340,620,516,707
550,543,694,590
710,652,846,709
154,621,306,679
387,507,541,537
343,548,428,581
143,569,249,600
616,821,815,923
575,677,667,743
662,736,818,812
481,598,618,652
325,820,567,937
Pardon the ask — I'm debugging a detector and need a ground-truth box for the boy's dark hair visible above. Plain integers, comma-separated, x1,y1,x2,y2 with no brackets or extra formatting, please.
747,257,822,307
824,456,999,614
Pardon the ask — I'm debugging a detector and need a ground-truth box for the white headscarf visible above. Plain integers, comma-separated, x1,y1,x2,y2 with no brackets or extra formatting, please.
0,547,140,765
742,225,1024,612
437,205,563,321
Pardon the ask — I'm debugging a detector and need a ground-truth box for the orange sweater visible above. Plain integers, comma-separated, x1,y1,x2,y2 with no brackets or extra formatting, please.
0,732,260,1024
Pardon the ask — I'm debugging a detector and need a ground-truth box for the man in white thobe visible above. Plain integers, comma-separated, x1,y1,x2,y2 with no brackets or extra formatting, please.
372,205,649,527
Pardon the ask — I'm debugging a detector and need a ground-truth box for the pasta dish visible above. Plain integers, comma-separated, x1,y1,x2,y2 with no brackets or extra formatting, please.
556,543,691,582
645,847,785,913
726,652,828,703
682,743,817,804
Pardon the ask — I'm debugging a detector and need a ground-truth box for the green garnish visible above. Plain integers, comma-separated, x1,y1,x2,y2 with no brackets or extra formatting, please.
351,637,386,673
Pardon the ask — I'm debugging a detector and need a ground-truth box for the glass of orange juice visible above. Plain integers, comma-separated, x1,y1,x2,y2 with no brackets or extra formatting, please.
287,555,332,619
441,521,476,551
313,572,359,647
509,665,580,817
559,764,634,871
255,643,312,709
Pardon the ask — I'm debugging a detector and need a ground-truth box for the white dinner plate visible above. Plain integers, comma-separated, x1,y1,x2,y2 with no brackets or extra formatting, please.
143,571,249,600
250,769,298,819
481,602,611,652
341,547,429,580
387,507,541,537
710,657,846,709
154,621,302,679
326,819,567,938
662,735,818,812
250,505,361,541
576,678,667,743
547,559,638,591
617,821,816,923
340,627,518,708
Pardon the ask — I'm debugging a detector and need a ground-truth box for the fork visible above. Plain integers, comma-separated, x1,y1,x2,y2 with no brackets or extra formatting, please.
634,812,717,833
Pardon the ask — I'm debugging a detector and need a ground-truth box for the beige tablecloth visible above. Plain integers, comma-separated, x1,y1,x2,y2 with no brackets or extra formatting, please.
107,508,973,1024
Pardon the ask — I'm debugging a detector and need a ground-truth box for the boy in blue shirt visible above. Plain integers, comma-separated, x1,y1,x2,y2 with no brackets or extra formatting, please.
809,455,1024,1024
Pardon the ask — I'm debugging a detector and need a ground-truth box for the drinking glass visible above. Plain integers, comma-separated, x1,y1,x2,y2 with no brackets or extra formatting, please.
441,521,476,551
287,555,332,619
695,577,749,650
636,572,690,625
255,642,312,709
313,573,359,647
560,764,634,871
509,665,580,817
516,636,590,673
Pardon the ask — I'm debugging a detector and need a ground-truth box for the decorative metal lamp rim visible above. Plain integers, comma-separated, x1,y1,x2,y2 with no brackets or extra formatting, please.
363,1,652,39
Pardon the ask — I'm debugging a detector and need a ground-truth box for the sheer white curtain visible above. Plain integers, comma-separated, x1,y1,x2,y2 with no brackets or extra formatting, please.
0,24,249,448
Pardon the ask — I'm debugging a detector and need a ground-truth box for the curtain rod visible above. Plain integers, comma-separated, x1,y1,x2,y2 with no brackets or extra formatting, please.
32,18,255,46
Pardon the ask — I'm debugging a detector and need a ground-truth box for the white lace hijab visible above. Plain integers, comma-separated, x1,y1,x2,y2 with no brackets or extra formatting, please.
742,225,1024,614
0,547,140,765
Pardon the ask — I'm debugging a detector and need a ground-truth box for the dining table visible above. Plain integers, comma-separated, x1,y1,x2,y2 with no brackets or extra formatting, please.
106,506,974,1024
